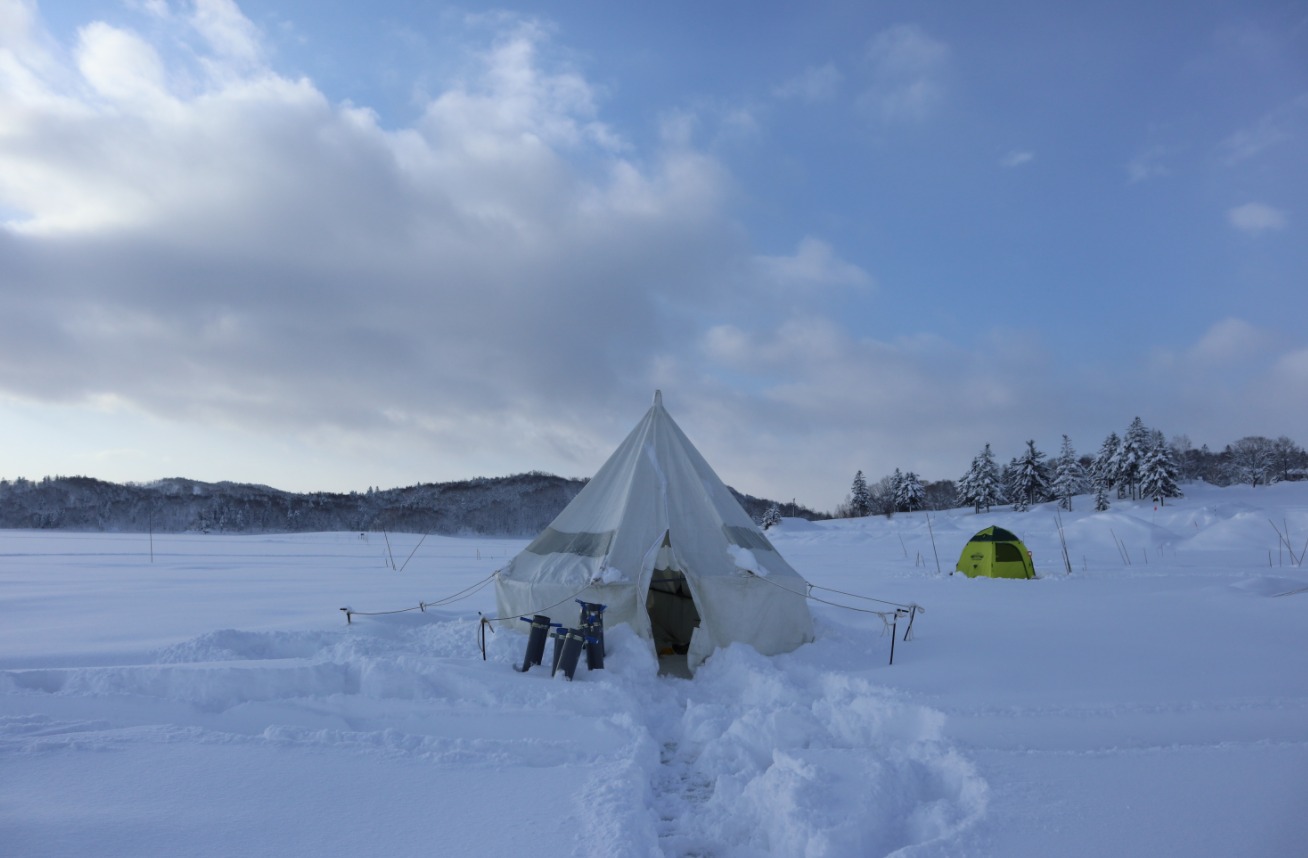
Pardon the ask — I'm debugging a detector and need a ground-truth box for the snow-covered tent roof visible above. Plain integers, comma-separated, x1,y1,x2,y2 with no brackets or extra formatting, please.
494,391,813,671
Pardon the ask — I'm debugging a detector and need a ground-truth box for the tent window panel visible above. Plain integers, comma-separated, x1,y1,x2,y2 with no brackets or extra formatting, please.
994,543,1024,562
524,527,614,557
723,525,774,552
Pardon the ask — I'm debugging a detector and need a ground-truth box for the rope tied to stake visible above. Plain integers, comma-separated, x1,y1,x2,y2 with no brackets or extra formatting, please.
340,569,598,662
473,580,597,626
742,570,923,663
339,571,497,624
742,571,923,620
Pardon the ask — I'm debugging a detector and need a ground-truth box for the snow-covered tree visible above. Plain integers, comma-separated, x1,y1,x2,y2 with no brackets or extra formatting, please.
1050,434,1086,511
1092,432,1121,496
888,469,905,509
896,471,925,512
848,470,871,517
761,504,783,529
1002,458,1023,510
1140,440,1182,505
1011,440,1049,511
1093,480,1111,512
1114,417,1151,500
958,443,1003,514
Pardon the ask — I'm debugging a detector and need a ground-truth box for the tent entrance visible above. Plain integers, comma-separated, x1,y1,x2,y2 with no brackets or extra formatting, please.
646,567,701,658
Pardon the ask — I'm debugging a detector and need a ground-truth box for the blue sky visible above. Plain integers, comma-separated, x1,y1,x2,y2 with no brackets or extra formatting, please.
1,0,1305,511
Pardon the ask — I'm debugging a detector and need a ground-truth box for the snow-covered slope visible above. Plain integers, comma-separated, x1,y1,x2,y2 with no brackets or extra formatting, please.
2,483,1306,856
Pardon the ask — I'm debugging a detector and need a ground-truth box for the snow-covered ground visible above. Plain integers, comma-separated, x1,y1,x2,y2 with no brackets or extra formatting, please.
3,482,1306,857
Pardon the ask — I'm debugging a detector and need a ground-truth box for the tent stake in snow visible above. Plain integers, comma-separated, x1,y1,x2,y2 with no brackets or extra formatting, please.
479,616,494,660
889,611,901,665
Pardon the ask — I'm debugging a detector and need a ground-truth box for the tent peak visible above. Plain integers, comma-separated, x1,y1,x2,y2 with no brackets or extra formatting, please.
653,389,663,407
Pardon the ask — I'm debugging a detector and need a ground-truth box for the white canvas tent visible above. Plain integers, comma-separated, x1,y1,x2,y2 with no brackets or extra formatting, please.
494,391,814,672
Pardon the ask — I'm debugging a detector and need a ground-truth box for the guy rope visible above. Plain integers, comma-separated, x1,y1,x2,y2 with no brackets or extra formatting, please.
743,571,923,665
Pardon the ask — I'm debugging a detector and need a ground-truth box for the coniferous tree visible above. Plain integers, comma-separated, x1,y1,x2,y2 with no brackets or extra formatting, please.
1002,458,1024,511
1094,481,1111,512
956,466,976,512
848,470,872,517
1050,434,1086,511
761,503,783,529
1012,440,1050,511
896,471,925,512
958,443,1003,513
1140,440,1182,505
888,469,906,513
1115,417,1151,500
1092,432,1121,497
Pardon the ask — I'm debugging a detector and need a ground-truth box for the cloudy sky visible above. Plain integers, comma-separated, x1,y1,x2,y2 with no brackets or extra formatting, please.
1,0,1305,511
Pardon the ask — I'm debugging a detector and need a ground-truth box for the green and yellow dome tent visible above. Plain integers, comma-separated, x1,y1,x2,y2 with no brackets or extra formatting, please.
955,526,1035,579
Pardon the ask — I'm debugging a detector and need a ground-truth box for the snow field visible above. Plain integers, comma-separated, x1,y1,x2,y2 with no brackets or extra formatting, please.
3,481,1308,856
1,531,979,857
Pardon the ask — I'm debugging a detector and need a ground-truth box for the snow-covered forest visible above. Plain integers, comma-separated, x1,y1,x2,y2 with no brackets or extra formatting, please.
0,473,586,536
0,473,816,536
841,420,1307,518
5,422,1303,537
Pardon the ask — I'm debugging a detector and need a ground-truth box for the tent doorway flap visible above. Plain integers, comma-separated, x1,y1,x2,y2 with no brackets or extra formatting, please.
647,568,701,656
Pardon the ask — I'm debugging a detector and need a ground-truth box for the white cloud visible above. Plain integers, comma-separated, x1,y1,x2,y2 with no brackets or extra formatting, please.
75,22,169,104
753,237,874,294
0,3,740,481
1270,347,1308,391
1227,202,1288,233
657,108,698,147
1127,145,1171,183
774,64,842,103
719,106,760,140
3,3,1305,512
1220,107,1294,164
684,316,1308,510
1186,317,1270,364
1000,150,1034,168
189,0,264,73
1214,54,1307,161
859,24,949,123
420,22,620,154
1145,320,1308,450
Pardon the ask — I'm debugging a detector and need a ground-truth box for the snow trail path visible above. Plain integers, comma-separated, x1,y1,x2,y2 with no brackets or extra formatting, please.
3,603,984,858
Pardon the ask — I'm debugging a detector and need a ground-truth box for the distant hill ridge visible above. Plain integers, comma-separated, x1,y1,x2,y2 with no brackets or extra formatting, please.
0,473,821,536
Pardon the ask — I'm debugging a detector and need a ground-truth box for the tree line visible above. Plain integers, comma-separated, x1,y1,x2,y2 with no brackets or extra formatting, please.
837,422,1308,518
0,473,588,536
0,472,823,535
